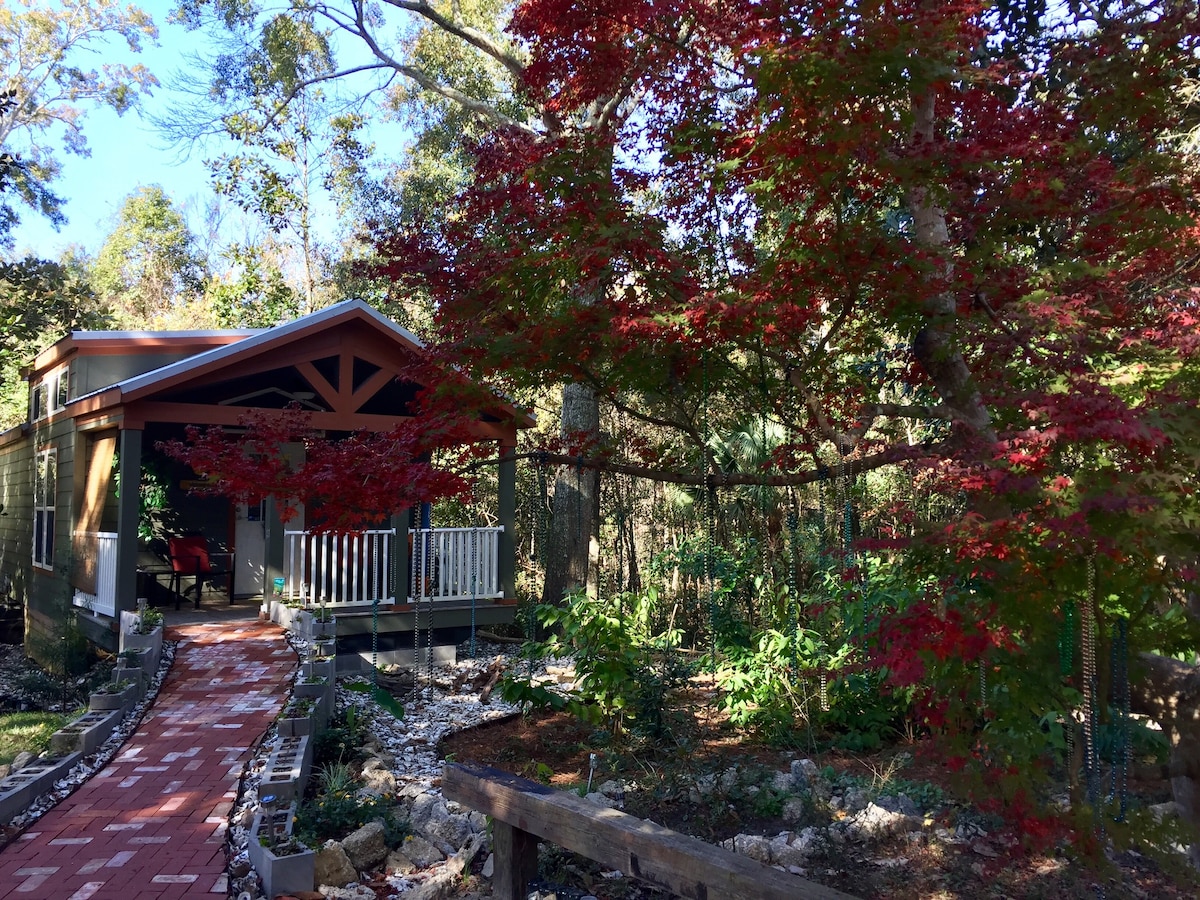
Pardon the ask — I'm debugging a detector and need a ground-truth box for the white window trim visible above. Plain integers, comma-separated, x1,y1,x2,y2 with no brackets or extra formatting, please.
31,365,71,422
33,446,57,570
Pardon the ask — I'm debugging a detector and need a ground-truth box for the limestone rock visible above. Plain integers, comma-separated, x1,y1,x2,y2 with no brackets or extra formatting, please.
417,801,474,850
342,821,388,871
360,758,398,797
228,857,252,878
791,759,820,790
1150,800,1180,821
397,833,445,868
769,833,809,869
386,849,417,875
781,796,807,824
726,834,772,863
408,792,441,834
845,802,919,840
876,793,921,817
793,826,824,853
315,841,358,888
10,751,33,772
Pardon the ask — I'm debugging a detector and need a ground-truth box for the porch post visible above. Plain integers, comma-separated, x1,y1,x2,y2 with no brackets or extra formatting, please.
265,496,285,599
498,439,517,600
114,428,142,618
392,507,410,605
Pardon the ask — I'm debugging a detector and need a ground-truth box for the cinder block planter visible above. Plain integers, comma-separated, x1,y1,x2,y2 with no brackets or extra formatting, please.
310,618,336,640
257,735,312,802
119,624,162,672
290,610,313,635
109,663,146,698
297,614,336,641
312,639,336,659
300,659,335,683
88,682,138,717
248,801,315,899
276,604,304,631
0,753,80,822
276,693,325,739
294,678,334,711
50,710,121,756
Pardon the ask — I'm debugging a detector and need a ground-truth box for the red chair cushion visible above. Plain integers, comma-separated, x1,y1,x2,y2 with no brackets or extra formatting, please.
170,536,211,573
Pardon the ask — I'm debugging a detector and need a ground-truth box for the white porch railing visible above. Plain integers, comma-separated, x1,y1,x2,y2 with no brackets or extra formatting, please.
72,531,117,618
282,526,505,607
410,526,504,602
284,529,395,608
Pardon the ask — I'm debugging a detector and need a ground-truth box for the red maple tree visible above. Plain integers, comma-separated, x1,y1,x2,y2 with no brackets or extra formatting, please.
366,0,1200,833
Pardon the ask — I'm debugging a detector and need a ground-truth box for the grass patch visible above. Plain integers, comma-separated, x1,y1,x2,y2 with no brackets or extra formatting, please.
0,711,78,764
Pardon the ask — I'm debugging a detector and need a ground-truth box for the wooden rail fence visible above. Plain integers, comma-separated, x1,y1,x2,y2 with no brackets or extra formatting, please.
442,762,861,900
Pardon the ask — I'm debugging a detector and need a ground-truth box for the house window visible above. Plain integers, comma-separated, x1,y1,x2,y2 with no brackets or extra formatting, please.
56,366,70,409
30,381,48,421
34,447,56,569
31,365,71,422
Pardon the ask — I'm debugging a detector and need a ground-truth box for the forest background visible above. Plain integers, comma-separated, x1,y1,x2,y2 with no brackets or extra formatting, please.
3,0,1200,879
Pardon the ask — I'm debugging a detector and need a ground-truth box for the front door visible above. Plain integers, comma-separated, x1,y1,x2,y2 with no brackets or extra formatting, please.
234,501,266,597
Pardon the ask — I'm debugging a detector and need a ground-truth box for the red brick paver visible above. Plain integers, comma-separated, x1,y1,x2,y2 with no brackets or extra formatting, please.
0,620,295,900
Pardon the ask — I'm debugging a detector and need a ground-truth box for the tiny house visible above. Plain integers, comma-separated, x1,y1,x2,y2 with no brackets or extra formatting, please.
0,300,527,664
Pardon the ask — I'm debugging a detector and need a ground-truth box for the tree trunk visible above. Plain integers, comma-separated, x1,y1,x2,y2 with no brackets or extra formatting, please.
541,382,601,604
906,91,997,447
1130,651,1200,863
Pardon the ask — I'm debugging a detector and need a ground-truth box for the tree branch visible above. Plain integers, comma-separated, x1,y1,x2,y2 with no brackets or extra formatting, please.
460,442,936,487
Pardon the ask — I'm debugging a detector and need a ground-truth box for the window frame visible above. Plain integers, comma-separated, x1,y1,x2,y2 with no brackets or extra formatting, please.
33,445,57,570
31,364,71,422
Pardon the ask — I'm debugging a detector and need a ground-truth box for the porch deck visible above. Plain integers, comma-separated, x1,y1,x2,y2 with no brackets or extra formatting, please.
71,526,517,661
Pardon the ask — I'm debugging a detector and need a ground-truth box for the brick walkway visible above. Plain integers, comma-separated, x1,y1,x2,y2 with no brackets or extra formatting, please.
0,620,295,900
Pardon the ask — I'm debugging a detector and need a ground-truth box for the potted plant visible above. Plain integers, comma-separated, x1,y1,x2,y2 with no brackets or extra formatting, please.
89,678,138,715
308,604,336,640
277,696,318,738
248,796,315,899
120,602,163,667
293,673,333,709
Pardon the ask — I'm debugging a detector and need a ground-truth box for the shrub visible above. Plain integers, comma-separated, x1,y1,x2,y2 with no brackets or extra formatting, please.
500,588,691,744
312,705,367,768
294,790,405,846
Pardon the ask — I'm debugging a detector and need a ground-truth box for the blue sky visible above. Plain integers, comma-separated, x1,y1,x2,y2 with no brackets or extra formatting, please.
9,1,220,259
7,0,395,262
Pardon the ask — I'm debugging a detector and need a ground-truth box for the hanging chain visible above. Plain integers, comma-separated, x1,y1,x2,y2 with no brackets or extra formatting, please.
411,516,421,702
427,518,435,683
705,479,717,659
1060,597,1077,779
979,653,987,711
1082,550,1099,812
469,525,478,660
760,414,770,591
1110,617,1130,822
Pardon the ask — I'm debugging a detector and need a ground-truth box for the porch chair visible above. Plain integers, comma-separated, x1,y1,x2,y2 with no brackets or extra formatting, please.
168,536,235,610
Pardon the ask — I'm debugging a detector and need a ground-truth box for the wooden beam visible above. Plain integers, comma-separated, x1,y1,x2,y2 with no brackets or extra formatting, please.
350,367,396,412
442,763,859,900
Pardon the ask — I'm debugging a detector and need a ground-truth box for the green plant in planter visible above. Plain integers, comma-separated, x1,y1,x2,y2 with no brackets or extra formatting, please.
136,606,163,634
258,795,309,855
302,675,327,685
313,604,333,623
95,679,134,694
120,650,142,665
283,696,314,718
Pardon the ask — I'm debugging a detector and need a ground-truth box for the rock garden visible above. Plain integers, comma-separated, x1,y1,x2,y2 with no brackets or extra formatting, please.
221,622,1197,900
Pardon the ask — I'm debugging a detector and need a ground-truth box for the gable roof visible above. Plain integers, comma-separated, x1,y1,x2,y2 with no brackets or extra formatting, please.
63,300,532,438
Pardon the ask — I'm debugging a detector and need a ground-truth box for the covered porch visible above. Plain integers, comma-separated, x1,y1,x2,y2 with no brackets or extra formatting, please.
51,301,526,651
